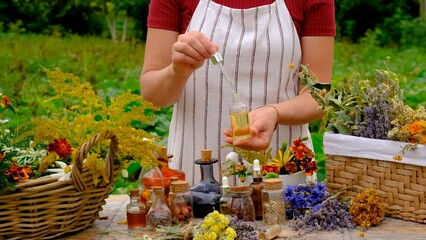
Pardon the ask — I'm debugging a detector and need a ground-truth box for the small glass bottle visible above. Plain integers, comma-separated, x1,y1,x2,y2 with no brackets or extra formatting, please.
219,176,230,215
250,159,264,220
229,93,251,140
169,180,193,224
147,186,172,229
190,149,221,218
126,189,147,229
138,165,164,210
227,185,255,221
262,178,286,225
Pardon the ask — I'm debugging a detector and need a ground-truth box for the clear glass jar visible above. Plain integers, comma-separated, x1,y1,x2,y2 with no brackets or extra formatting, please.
138,164,164,209
262,178,286,225
147,186,172,229
169,180,193,224
126,189,147,229
190,149,221,218
227,185,255,221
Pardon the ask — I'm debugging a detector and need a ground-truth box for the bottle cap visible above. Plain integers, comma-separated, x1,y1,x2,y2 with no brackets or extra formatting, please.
263,178,282,190
158,146,168,160
221,176,229,188
170,180,189,193
211,52,224,65
253,159,260,171
232,92,242,103
129,189,139,197
201,149,212,162
228,185,251,193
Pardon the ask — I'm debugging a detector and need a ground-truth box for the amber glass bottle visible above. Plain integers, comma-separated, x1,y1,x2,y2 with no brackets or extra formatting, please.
126,189,147,229
250,159,264,220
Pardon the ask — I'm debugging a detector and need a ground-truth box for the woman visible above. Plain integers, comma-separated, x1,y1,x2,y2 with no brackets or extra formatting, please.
140,0,335,184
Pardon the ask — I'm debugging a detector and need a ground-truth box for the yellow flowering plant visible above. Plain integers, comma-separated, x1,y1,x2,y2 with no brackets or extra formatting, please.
1,68,160,190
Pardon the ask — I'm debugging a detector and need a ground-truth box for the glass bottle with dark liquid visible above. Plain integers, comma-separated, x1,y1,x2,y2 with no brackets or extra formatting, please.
190,149,221,218
126,189,147,229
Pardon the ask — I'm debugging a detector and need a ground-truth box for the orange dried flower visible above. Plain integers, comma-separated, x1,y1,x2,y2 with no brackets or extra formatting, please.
262,164,280,174
48,139,73,158
5,163,33,180
0,151,6,162
1,95,11,109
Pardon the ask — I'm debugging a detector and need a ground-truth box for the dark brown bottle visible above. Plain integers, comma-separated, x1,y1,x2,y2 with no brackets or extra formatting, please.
250,159,264,220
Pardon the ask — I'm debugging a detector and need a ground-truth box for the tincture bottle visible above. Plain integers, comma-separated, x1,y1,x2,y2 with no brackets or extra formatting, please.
219,176,230,215
250,159,264,220
229,93,251,140
190,149,221,218
126,189,147,229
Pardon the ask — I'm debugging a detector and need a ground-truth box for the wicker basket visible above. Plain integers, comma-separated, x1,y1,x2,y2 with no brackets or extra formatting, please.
325,133,426,224
0,131,119,239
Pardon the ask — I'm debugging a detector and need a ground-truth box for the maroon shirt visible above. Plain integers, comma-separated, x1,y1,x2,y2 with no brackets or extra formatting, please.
147,0,336,37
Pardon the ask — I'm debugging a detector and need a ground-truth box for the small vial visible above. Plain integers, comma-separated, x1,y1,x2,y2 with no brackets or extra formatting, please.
229,93,251,140
219,176,230,215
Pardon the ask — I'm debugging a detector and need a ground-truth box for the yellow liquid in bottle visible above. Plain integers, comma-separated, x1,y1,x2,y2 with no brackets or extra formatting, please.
230,112,251,140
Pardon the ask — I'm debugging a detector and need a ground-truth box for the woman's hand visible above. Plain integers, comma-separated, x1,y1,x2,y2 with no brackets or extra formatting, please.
224,106,279,151
171,31,219,78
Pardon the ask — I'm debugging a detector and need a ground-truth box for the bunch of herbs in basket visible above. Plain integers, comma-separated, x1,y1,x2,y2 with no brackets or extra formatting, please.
0,68,160,192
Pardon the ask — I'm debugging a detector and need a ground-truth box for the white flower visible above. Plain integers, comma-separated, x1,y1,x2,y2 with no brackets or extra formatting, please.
225,151,239,162
46,161,73,182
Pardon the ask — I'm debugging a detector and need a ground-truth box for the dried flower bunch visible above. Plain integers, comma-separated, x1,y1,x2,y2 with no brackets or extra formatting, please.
0,68,160,191
300,59,426,145
285,182,385,235
263,137,317,176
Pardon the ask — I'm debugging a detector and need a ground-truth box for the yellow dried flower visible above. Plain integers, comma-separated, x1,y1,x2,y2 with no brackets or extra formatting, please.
349,188,385,229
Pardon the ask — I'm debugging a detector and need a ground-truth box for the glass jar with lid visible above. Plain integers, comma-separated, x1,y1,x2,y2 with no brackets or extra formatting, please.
262,178,286,225
169,180,193,224
227,185,255,221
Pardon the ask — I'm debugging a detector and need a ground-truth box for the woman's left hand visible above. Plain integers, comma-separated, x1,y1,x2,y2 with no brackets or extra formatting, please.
224,106,278,151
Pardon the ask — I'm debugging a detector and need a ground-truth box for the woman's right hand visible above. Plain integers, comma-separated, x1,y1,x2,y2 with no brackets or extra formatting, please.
171,31,219,77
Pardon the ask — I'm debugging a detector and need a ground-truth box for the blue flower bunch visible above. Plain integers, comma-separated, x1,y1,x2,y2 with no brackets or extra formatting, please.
284,181,327,218
284,181,354,235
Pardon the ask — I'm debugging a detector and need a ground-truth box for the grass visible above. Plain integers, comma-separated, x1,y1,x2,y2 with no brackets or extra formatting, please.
1,33,425,188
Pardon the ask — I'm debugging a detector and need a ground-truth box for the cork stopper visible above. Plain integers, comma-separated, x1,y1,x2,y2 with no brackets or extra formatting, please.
201,149,212,162
129,189,139,197
151,186,164,193
228,185,251,193
170,180,190,193
169,176,180,183
158,146,168,160
263,178,282,190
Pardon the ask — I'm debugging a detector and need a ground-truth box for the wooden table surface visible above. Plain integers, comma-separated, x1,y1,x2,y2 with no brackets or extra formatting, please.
60,194,426,240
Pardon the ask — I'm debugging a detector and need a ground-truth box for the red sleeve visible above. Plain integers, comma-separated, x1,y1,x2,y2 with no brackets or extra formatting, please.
147,0,183,33
285,0,336,37
303,0,336,36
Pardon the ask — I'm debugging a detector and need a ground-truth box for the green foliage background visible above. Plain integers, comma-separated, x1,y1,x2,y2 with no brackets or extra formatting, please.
0,0,425,189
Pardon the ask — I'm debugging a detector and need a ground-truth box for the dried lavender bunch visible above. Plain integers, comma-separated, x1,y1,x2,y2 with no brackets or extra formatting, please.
289,196,354,235
228,217,265,240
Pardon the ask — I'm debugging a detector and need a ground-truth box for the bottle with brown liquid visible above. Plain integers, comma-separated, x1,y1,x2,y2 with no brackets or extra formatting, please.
219,176,230,215
250,159,264,220
126,189,147,229
190,149,221,218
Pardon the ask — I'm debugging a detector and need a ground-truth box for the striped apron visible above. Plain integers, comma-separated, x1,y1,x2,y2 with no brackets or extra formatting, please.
168,0,309,185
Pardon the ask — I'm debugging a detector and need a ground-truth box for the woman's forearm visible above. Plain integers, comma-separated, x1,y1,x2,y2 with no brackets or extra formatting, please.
140,64,189,107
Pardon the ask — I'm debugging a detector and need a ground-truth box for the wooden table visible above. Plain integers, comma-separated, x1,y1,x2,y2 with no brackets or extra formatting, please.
60,194,426,240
